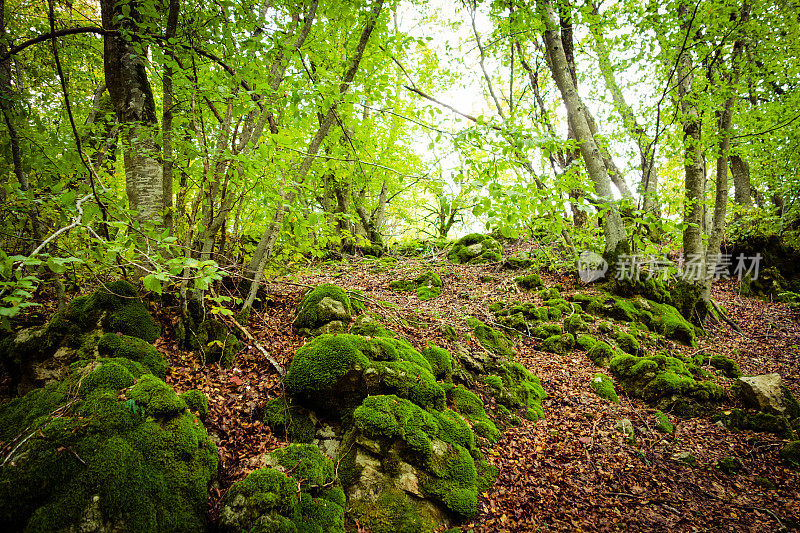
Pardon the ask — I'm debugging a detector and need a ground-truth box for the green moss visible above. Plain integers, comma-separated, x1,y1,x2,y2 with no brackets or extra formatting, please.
0,360,217,532
482,361,546,421
781,441,800,467
354,395,438,458
267,444,335,487
180,390,209,418
390,279,418,292
531,323,563,338
576,334,597,351
713,409,795,439
349,314,396,337
263,398,316,443
515,273,543,290
97,332,167,379
448,385,500,443
128,374,187,418
504,256,534,270
598,321,615,334
466,318,514,358
655,411,674,433
615,332,642,356
484,375,502,389
589,373,619,403
610,353,725,414
564,314,588,335
716,456,742,474
420,345,453,381
352,487,434,533
709,355,742,378
78,361,136,396
541,333,575,355
447,234,503,264
417,286,442,301
285,334,444,414
294,284,353,330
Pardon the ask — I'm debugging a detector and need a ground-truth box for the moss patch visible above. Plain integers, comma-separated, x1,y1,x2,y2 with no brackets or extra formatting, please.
263,398,316,443
390,271,443,301
294,284,353,331
713,408,795,439
655,410,674,433
466,318,514,358
709,355,742,378
610,353,725,415
514,273,543,290
447,234,503,264
284,334,444,415
97,333,167,379
541,333,575,355
220,444,344,533
589,373,619,403
0,360,217,531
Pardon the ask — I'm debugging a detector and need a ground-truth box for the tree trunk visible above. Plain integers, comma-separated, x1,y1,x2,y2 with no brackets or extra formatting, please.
243,0,385,309
537,0,627,261
730,154,752,207
101,0,166,236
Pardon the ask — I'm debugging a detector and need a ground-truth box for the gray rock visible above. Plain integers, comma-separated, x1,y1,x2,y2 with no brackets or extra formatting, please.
737,374,786,414
464,243,483,259
615,418,635,444
672,451,697,466
309,320,347,337
317,296,350,324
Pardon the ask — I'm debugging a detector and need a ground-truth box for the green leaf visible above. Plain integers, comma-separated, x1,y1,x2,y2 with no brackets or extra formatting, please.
143,274,163,294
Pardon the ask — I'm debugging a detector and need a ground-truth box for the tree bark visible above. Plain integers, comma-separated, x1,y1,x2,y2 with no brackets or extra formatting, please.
537,0,627,260
101,0,166,236
730,154,752,207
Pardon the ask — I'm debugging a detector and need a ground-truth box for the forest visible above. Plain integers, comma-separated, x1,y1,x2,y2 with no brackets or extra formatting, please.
0,0,799,531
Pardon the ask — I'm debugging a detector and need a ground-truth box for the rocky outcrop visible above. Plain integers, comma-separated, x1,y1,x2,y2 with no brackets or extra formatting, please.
447,234,503,264
293,284,357,336
737,374,787,414
0,280,162,394
0,294,216,532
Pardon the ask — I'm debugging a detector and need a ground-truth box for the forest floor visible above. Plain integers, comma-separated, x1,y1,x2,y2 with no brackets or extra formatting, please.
153,246,800,532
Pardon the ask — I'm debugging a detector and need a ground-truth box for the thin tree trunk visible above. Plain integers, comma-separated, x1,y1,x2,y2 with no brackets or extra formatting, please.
243,0,385,309
538,0,627,260
162,0,179,235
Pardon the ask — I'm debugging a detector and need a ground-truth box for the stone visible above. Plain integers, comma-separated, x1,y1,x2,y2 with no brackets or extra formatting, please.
737,374,786,414
317,297,350,323
672,451,697,466
465,243,483,258
615,418,635,444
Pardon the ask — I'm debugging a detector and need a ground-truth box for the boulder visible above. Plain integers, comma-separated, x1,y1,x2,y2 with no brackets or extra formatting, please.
737,374,786,414
294,284,354,335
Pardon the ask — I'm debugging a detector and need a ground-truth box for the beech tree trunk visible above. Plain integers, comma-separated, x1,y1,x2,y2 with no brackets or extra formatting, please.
101,0,166,235
731,154,753,207
537,0,627,261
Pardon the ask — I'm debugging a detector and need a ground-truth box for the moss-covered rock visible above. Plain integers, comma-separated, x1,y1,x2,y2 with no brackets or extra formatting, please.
590,373,619,403
615,332,642,356
541,333,575,355
655,410,674,433
713,408,795,439
781,441,800,468
447,234,503,264
178,390,208,419
503,256,534,270
350,314,397,338
294,284,353,332
466,318,515,358
514,273,543,290
263,398,316,443
576,293,697,346
0,360,217,532
390,271,443,301
219,444,344,533
349,395,489,520
576,334,597,352
587,341,617,368
610,353,726,415
448,386,500,443
284,334,444,415
709,355,742,378
0,280,161,392
421,345,453,382
98,333,167,379
482,360,546,421
531,323,563,338
564,314,588,335
716,456,742,474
